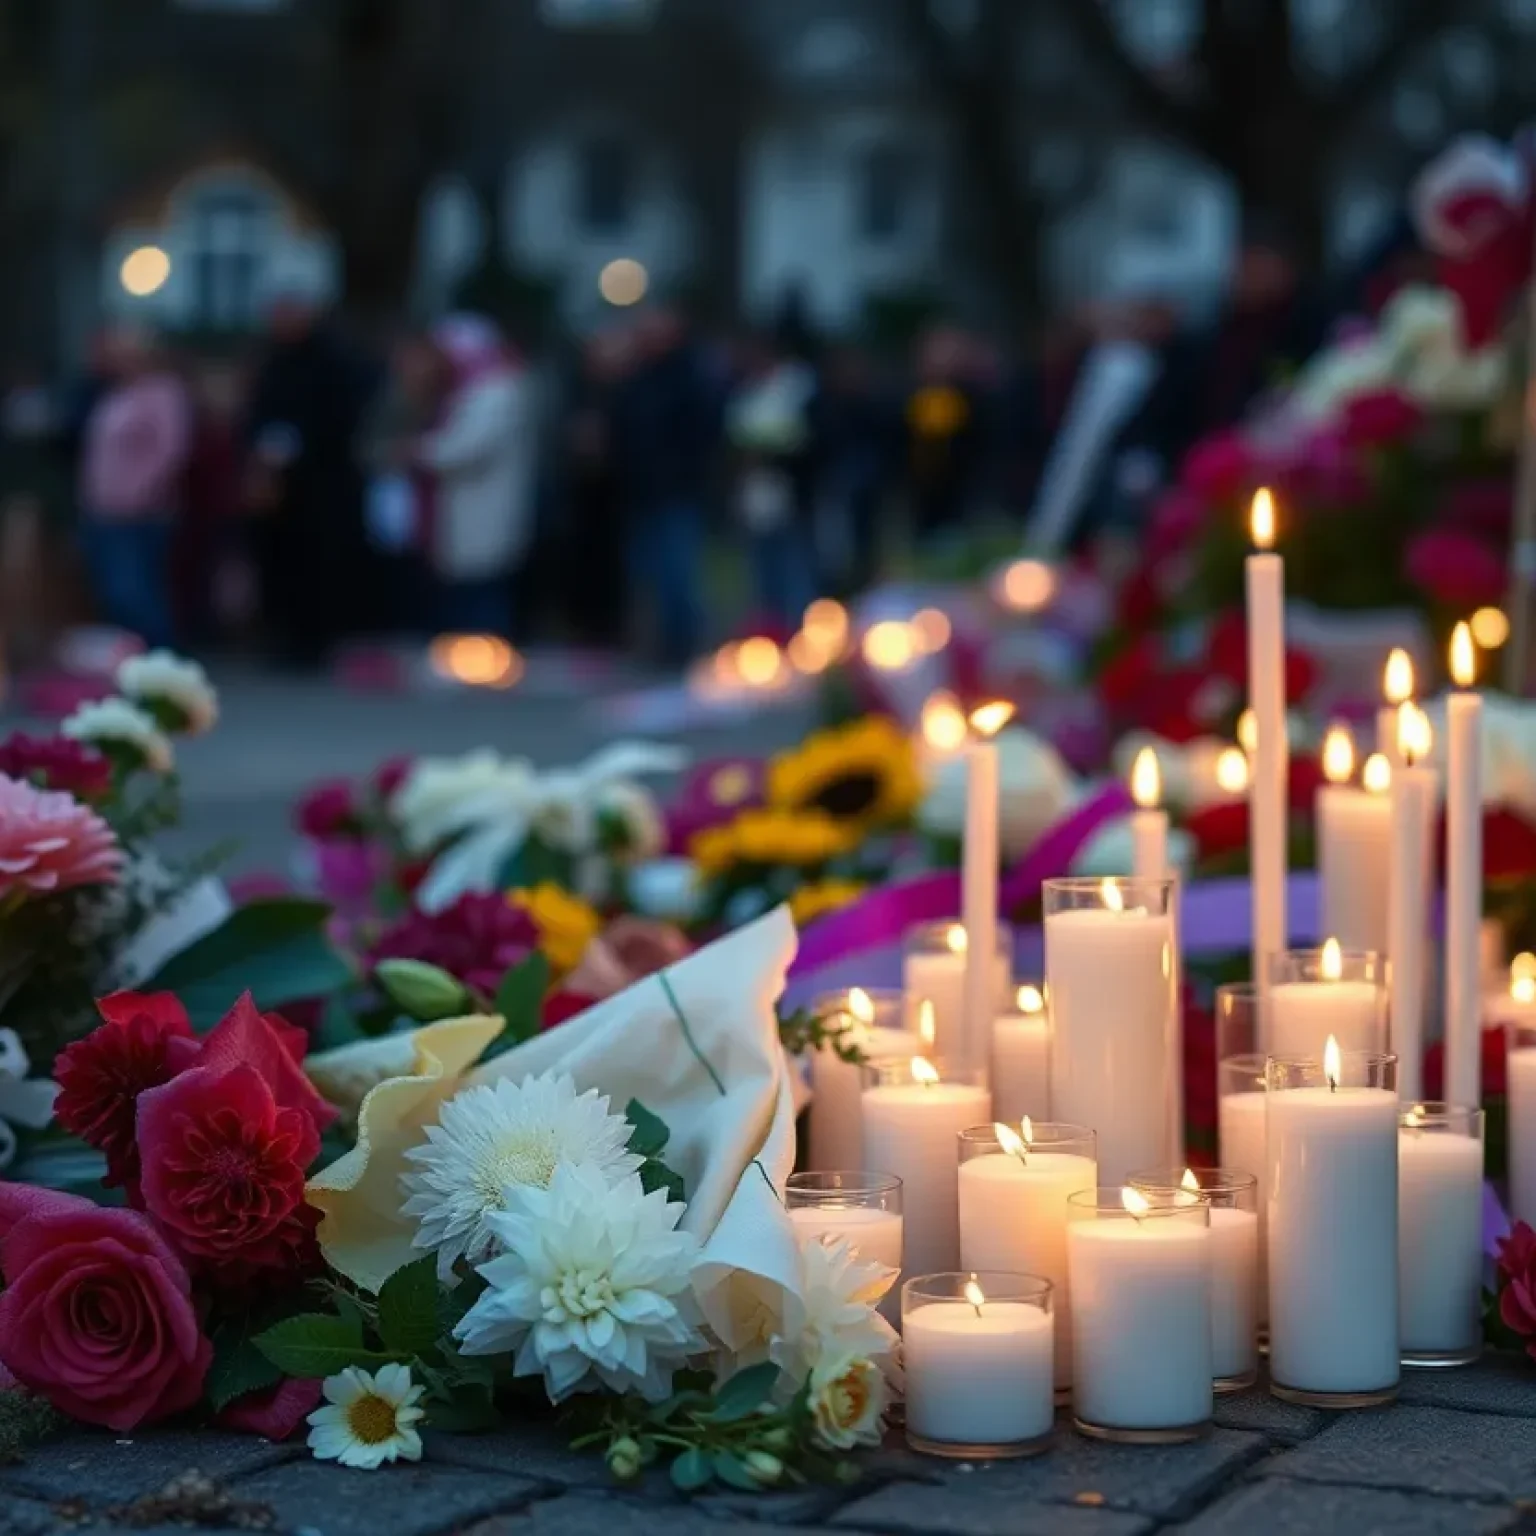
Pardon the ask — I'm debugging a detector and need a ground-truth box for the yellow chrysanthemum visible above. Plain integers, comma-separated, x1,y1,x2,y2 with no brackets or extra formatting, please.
788,879,868,930
767,716,923,831
509,883,602,973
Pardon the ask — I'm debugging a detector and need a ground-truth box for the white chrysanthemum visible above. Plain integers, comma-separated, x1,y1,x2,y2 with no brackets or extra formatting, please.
116,650,219,734
770,1232,899,1391
455,1162,702,1402
62,698,173,774
401,1072,641,1282
596,780,664,862
390,750,535,855
528,770,596,853
306,1363,425,1470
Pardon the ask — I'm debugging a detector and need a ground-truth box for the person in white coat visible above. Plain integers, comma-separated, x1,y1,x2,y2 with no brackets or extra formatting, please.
414,315,533,636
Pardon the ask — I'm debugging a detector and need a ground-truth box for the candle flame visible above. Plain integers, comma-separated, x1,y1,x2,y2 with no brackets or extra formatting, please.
1130,747,1162,810
911,1056,939,1087
994,1121,1027,1161
1321,726,1355,785
969,700,1015,738
1324,1034,1342,1091
918,997,936,1048
1384,648,1414,706
919,691,968,753
1515,975,1536,1006
963,1276,986,1313
847,987,874,1025
1215,746,1250,794
1181,1167,1200,1192
1450,621,1477,689
1101,878,1125,913
1362,753,1391,795
1237,708,1258,756
1515,952,1536,983
1016,983,1044,1014
1405,1102,1427,1127
1122,1186,1151,1220
1397,702,1432,766
945,924,967,955
1250,487,1276,549
1320,936,1343,982
1021,1114,1034,1144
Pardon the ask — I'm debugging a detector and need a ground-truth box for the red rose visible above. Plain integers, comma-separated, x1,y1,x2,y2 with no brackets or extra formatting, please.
0,733,112,802
1498,1221,1536,1356
200,992,338,1142
217,1377,323,1440
53,991,201,1192
0,1184,209,1431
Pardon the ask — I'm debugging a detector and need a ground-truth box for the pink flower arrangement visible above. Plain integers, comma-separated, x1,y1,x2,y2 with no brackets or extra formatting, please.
0,733,112,801
368,893,540,997
1403,527,1506,609
0,772,121,900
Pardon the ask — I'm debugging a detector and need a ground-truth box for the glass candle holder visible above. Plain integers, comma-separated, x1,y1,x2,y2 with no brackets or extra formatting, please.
903,1272,1055,1459
805,988,913,1172
1511,1018,1536,1229
902,920,1014,1056
1215,982,1259,1061
861,1058,989,1278
1216,1051,1269,1346
786,1171,903,1323
1065,1187,1212,1443
1399,1104,1484,1368
1129,1167,1259,1393
1043,877,1176,1185
957,1122,1096,1396
1266,1050,1399,1408
991,981,1049,1126
1267,946,1385,1058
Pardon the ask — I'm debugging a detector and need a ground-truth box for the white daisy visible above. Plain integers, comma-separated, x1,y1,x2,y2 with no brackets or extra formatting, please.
62,698,174,774
307,1363,425,1470
401,1072,641,1283
116,650,219,735
454,1162,702,1402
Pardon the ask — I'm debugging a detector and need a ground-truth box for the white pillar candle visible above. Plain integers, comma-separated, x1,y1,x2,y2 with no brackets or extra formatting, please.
1267,1042,1399,1403
1444,624,1485,1110
903,925,1010,1056
1131,748,1183,1164
1398,1107,1484,1363
1508,996,1536,1227
904,1285,1054,1453
961,703,1012,1081
807,989,915,1172
958,1124,1096,1391
861,1060,989,1278
991,984,1050,1126
1245,489,1288,996
1269,941,1383,1058
1388,705,1438,1102
1379,647,1415,767
1045,883,1175,1185
1067,1190,1213,1437
1316,731,1392,958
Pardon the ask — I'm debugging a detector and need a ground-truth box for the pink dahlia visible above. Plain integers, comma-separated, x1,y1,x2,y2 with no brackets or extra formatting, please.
0,774,121,900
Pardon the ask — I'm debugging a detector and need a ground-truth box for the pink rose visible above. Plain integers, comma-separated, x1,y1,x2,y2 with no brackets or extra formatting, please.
217,1378,323,1440
0,1184,210,1430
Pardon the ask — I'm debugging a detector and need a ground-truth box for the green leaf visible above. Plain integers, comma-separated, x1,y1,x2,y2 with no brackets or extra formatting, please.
711,1450,761,1491
253,1312,402,1378
639,1159,686,1205
206,1328,284,1412
493,951,550,1045
708,1361,780,1423
333,1291,372,1338
624,1099,671,1160
146,898,354,1030
377,1257,442,1359
423,1387,501,1433
670,1445,713,1493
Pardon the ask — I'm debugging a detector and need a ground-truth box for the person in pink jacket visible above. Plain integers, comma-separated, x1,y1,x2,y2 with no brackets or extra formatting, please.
78,326,192,648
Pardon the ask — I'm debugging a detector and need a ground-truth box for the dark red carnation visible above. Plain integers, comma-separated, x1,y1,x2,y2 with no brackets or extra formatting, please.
1498,1220,1536,1356
199,993,337,1141
0,733,112,802
1423,1026,1507,1102
53,992,200,1192
137,1064,315,1272
370,893,539,997
295,780,363,840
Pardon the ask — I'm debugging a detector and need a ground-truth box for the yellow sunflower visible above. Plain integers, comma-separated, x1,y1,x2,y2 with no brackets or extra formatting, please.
689,808,856,877
767,716,923,831
788,879,868,930
509,883,602,973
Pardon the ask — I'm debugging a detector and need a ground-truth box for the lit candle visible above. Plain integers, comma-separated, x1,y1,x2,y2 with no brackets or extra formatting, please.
1316,727,1393,958
991,984,1051,1126
903,1275,1055,1457
918,690,969,763
962,702,1013,1081
807,988,915,1172
903,922,1010,1056
958,1120,1097,1392
1269,938,1384,1058
1379,648,1415,766
861,1057,990,1278
1066,1187,1213,1440
1044,877,1177,1184
1389,703,1438,1101
1444,622,1484,1110
1506,976,1536,1226
1267,1038,1399,1406
1245,488,1288,997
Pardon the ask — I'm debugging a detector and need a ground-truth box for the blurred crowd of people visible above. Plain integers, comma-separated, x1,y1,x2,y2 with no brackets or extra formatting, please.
0,220,1415,671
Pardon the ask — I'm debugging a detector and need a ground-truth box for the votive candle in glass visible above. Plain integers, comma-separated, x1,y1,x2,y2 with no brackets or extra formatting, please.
1044,876,1176,1184
1216,1045,1269,1337
1398,1104,1483,1368
1267,942,1385,1059
992,982,1050,1125
861,1057,989,1279
1267,1044,1399,1408
903,1272,1054,1459
902,920,1013,1060
786,1171,903,1323
1130,1167,1258,1392
806,988,914,1172
958,1121,1096,1393
1066,1187,1212,1442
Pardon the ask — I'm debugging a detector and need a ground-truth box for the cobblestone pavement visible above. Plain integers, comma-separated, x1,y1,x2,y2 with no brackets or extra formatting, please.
9,1360,1536,1536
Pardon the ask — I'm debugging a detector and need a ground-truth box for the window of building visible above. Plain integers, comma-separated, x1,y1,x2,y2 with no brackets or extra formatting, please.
859,142,913,245
576,137,633,235
183,182,271,328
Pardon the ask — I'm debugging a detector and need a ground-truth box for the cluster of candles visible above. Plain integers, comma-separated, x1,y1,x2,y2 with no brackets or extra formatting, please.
792,487,1503,1455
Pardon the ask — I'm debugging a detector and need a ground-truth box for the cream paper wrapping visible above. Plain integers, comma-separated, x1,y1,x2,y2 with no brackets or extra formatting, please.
308,907,804,1359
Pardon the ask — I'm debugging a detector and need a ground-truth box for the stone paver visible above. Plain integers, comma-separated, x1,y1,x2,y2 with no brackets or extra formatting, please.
465,1498,841,1535
1396,1357,1536,1418
832,1481,1154,1536
0,1499,57,1536
1211,1387,1328,1444
1174,1480,1525,1535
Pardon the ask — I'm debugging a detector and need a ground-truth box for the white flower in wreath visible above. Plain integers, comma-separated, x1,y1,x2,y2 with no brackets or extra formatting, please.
62,697,173,774
0,1029,56,1169
116,650,219,735
527,770,596,853
391,750,536,857
454,1162,703,1402
400,1072,641,1283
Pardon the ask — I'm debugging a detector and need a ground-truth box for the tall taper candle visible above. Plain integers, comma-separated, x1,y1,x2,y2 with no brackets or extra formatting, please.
1131,747,1183,1165
1246,488,1288,994
1378,648,1414,767
961,702,1013,1081
1444,622,1484,1109
1389,703,1437,1101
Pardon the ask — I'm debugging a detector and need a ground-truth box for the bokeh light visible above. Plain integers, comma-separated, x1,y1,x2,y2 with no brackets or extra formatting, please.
919,691,968,753
912,607,953,654
861,620,918,672
120,246,171,298
1471,605,1510,649
599,258,648,307
997,558,1056,614
736,635,782,686
428,633,523,689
